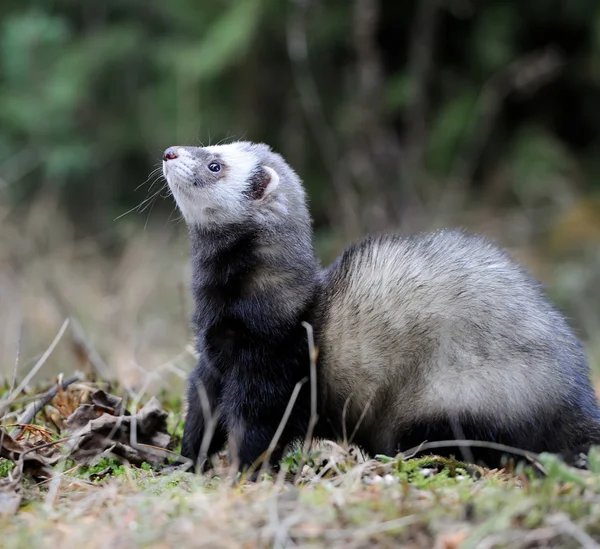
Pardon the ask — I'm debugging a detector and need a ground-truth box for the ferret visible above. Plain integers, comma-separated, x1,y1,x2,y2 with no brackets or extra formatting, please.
161,140,600,474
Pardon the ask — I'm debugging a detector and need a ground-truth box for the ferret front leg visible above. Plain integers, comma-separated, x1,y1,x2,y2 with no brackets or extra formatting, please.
181,361,226,472
227,419,286,481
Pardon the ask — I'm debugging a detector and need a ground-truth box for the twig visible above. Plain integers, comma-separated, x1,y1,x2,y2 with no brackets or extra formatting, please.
1,391,83,412
8,319,70,402
348,393,375,447
8,317,21,398
45,280,111,379
11,375,83,438
402,439,540,462
301,321,318,453
191,376,220,473
20,435,74,457
291,321,319,484
449,415,474,465
68,317,111,380
1,316,22,464
131,443,192,467
257,377,308,480
341,394,352,447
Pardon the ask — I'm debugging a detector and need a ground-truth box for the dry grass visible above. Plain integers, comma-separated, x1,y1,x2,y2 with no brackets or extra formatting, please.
3,441,600,549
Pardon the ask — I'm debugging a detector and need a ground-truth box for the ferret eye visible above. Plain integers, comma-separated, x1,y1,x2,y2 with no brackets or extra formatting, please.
208,162,221,173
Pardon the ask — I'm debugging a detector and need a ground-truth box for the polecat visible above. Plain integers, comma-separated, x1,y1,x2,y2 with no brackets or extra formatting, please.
161,141,600,474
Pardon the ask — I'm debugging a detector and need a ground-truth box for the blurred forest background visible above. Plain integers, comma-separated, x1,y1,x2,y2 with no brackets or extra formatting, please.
1,0,600,391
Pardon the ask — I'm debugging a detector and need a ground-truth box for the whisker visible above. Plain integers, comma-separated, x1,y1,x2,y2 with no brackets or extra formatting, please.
167,204,183,226
147,174,165,193
135,188,163,211
138,185,167,214
143,198,157,230
134,166,162,192
216,133,239,146
114,181,166,222
142,183,169,229
114,202,148,222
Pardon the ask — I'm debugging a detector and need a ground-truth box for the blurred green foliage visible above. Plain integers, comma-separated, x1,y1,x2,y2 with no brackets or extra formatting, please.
1,0,600,234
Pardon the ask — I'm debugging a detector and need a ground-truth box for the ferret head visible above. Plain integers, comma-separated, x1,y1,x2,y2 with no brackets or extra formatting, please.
162,141,307,230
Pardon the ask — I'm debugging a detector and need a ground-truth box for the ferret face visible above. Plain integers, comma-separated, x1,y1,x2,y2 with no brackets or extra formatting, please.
162,142,282,228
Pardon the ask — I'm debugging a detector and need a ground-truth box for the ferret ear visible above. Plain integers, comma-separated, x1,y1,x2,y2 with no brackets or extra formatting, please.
250,165,280,201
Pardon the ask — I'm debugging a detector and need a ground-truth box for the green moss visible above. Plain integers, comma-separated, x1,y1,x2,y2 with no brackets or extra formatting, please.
74,457,127,480
0,458,15,477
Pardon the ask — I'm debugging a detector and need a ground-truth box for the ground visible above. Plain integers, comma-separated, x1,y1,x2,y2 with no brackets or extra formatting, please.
2,378,600,549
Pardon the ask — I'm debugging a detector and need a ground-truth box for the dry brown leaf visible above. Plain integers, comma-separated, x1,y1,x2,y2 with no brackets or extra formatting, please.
65,390,171,467
0,428,60,485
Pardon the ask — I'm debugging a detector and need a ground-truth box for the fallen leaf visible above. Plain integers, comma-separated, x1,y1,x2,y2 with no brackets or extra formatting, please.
0,428,61,474
65,391,171,467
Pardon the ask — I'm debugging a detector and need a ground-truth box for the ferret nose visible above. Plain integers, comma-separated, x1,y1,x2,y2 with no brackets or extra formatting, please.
163,147,179,161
